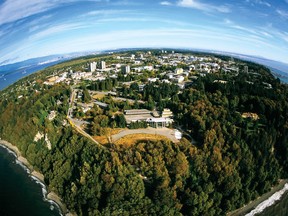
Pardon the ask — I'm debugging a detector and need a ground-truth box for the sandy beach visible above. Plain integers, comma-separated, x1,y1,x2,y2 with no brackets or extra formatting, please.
228,179,288,216
0,139,75,216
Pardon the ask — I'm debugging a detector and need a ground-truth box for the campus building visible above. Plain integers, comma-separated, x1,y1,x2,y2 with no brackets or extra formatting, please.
100,61,106,69
89,62,97,72
121,65,130,74
124,109,174,128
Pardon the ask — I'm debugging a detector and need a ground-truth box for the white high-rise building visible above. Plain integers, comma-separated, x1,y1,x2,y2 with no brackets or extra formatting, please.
121,65,130,74
89,62,97,72
100,61,106,69
244,65,248,73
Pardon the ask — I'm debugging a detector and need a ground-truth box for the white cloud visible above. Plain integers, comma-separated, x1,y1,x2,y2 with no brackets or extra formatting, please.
255,0,271,7
30,23,87,40
245,0,271,7
160,1,172,6
177,0,231,13
222,20,274,41
28,14,54,32
0,0,59,26
276,9,288,19
1,26,288,65
95,17,190,27
231,25,258,34
81,9,131,17
97,17,150,22
259,31,273,38
276,31,288,43
259,24,288,42
224,18,233,25
0,0,106,26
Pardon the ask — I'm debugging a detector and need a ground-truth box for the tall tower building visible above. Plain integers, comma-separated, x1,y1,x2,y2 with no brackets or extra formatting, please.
121,65,130,74
89,62,97,72
100,61,106,69
244,65,248,73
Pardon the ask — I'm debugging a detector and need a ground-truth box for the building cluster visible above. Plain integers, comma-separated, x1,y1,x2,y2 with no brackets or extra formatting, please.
43,50,252,88
124,108,174,128
41,50,277,143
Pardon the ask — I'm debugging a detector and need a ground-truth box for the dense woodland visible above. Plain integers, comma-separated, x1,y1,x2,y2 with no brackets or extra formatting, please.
0,58,288,216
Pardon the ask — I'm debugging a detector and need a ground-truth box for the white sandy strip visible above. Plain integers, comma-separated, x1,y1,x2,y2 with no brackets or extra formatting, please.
245,183,288,216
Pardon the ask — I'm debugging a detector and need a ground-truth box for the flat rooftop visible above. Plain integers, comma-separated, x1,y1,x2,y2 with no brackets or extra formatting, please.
124,109,151,115
124,114,152,124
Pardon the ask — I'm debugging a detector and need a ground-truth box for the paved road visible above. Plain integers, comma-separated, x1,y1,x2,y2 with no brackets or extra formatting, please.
67,88,76,117
111,127,179,143
68,117,102,147
72,118,89,127
67,88,102,147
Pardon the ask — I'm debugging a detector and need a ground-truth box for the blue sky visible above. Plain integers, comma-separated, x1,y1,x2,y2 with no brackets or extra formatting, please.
0,0,288,65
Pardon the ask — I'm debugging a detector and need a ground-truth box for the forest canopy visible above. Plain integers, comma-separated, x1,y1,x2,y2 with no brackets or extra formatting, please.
0,53,287,216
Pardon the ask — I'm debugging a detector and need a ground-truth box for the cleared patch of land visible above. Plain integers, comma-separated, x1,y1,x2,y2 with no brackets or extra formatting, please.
114,134,171,147
111,127,179,143
93,128,124,144
92,93,106,99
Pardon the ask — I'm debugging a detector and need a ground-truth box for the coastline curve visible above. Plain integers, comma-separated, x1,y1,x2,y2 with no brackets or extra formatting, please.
0,139,75,216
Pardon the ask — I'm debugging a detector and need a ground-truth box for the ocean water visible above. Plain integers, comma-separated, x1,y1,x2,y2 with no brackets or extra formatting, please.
0,60,64,90
269,67,288,84
0,146,60,216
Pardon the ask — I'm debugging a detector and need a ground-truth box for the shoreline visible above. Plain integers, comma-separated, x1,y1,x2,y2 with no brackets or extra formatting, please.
228,179,288,216
0,139,75,216
1,139,287,216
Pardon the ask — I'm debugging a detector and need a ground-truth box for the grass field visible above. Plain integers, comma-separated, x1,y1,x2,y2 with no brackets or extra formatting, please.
92,93,106,100
114,134,170,147
93,128,124,144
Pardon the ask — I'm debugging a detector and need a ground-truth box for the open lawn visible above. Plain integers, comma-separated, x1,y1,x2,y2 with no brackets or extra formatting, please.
114,134,171,147
92,93,106,99
93,128,124,144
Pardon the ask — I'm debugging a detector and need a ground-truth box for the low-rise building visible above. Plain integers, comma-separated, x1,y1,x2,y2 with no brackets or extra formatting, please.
124,109,173,128
161,108,173,118
175,68,183,74
171,76,184,83
146,117,173,128
148,78,159,83
47,111,57,120
94,100,108,109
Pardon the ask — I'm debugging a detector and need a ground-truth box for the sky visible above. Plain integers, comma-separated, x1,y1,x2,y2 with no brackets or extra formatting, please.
0,0,288,65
